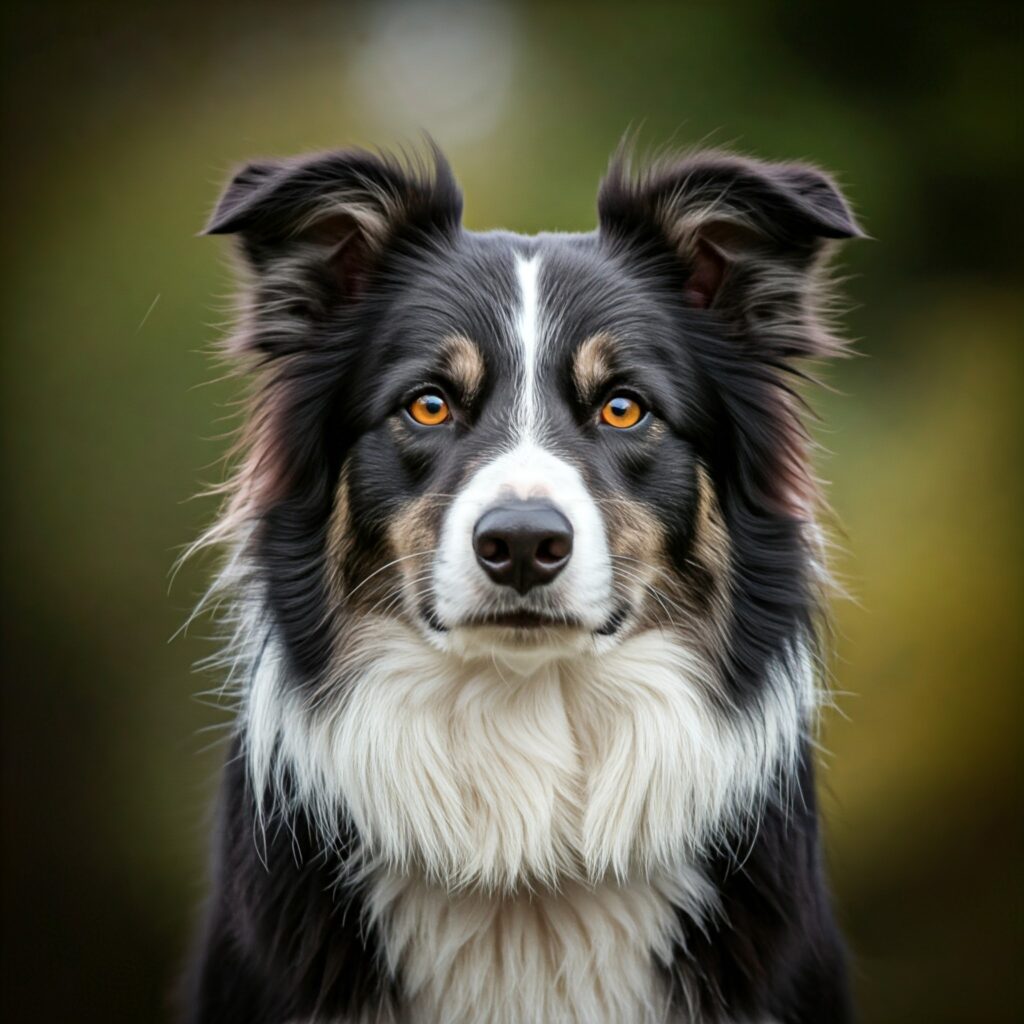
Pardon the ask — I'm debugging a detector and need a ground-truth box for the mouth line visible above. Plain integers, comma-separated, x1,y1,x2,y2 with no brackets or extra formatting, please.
420,601,631,636
463,610,582,630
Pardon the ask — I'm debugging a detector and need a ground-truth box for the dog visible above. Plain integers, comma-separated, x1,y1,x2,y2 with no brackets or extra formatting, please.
183,142,862,1024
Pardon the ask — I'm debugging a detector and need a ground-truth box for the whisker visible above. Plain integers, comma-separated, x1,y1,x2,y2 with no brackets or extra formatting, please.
344,550,438,600
611,565,686,630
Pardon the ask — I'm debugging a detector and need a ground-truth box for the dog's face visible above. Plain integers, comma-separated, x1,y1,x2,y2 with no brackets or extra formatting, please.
337,234,715,665
207,147,859,688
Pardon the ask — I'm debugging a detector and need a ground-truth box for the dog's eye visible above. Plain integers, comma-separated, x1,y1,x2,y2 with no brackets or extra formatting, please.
408,392,451,426
600,395,643,429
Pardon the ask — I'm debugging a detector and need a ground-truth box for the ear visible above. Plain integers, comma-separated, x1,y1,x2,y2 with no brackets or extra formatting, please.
598,150,863,348
204,145,462,306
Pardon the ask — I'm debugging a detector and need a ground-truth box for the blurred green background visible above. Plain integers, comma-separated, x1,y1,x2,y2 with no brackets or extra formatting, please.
2,2,1021,1021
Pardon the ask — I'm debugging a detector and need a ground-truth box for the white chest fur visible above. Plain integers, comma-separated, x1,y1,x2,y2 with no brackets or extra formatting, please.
245,619,811,1021
366,870,706,1024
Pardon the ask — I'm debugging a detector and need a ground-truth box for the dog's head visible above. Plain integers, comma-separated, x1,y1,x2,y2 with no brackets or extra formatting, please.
205,144,859,693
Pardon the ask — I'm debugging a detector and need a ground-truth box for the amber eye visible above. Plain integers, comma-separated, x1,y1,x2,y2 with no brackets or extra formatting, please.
600,395,643,429
408,392,451,426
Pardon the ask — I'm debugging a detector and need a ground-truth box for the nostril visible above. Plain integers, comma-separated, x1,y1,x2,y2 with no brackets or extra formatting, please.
536,535,571,565
476,534,510,566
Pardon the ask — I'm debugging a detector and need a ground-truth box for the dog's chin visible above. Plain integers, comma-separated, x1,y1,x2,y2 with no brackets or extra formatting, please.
445,622,592,670
417,600,631,669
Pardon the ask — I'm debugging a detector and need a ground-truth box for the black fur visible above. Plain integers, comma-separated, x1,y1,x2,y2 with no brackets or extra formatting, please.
184,745,395,1023
184,143,860,1023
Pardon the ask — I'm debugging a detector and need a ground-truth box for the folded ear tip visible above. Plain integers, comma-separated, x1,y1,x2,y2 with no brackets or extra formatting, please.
202,159,284,237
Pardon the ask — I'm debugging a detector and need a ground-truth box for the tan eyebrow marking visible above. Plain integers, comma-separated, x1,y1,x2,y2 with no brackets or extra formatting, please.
572,332,618,403
441,333,486,403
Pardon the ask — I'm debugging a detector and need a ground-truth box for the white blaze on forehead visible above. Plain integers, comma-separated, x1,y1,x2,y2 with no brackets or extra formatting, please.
514,253,542,439
428,250,616,647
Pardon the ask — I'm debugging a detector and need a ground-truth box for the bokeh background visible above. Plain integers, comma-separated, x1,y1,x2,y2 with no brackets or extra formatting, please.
2,2,1021,1021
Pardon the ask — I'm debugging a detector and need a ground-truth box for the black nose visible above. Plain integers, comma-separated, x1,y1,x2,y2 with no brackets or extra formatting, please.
473,501,574,594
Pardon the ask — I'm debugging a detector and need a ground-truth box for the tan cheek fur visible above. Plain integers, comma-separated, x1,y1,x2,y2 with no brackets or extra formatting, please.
325,412,451,621
326,466,353,604
384,491,449,619
326,430,494,634
326,466,413,619
603,462,731,660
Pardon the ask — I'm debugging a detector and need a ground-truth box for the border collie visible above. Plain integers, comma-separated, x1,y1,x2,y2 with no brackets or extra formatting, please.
183,142,862,1024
